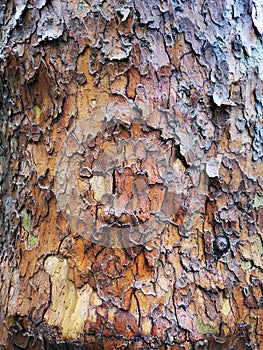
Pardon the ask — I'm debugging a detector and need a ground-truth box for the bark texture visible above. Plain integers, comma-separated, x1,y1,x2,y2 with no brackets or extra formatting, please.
0,0,263,349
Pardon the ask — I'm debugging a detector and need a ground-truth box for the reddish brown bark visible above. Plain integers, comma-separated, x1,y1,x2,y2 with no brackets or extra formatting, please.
0,0,263,349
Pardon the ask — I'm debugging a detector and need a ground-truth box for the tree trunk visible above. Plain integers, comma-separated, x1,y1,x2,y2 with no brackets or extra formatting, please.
1,0,263,349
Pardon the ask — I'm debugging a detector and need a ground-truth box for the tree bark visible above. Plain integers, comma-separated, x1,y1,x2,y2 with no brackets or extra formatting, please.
0,0,263,349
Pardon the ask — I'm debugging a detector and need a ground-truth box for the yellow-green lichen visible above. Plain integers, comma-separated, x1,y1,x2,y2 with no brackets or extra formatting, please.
254,193,263,209
242,260,252,270
150,281,156,294
21,209,31,232
198,317,219,334
58,193,67,206
5,316,15,327
221,298,231,317
34,105,42,117
165,286,172,304
255,234,263,255
27,233,38,248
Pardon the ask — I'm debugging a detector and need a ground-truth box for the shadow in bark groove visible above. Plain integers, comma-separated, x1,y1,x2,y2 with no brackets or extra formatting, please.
5,316,257,350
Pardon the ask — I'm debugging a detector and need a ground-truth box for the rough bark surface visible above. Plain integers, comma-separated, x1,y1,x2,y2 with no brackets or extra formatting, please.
0,0,263,349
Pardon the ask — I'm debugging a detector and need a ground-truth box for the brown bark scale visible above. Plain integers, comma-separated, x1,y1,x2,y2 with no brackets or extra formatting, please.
0,0,263,349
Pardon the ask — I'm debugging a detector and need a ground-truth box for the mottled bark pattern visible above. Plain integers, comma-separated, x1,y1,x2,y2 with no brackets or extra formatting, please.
0,0,263,349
